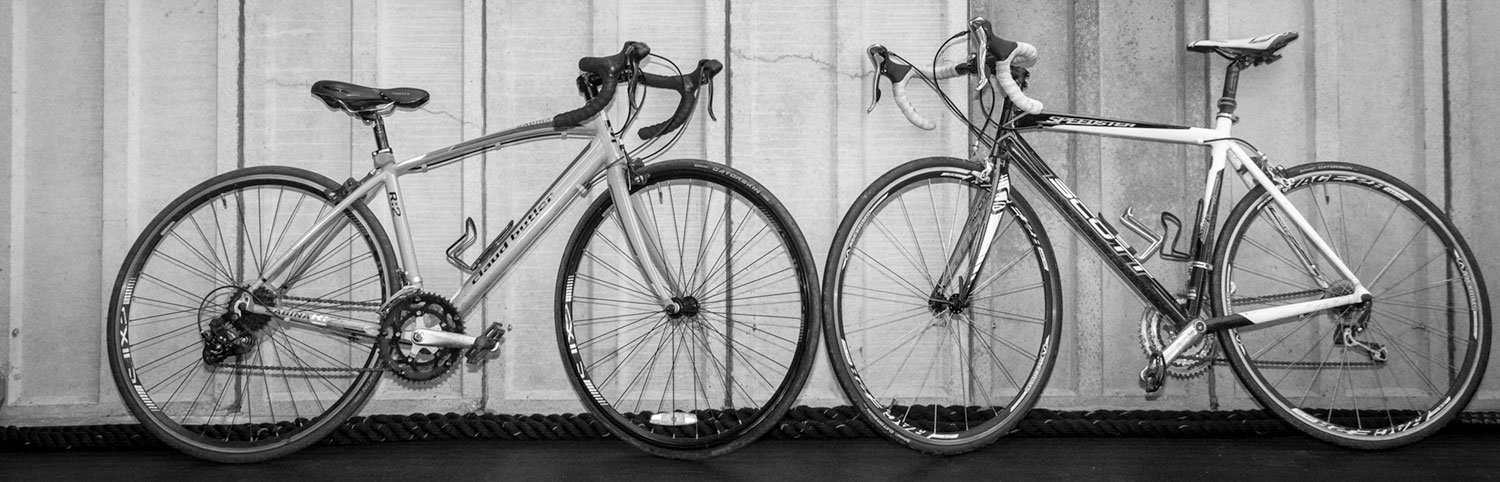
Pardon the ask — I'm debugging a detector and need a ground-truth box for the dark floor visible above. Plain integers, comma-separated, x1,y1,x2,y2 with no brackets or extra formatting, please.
5,429,1500,481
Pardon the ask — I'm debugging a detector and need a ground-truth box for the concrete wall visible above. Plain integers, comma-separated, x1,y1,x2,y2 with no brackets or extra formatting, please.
3,0,1499,425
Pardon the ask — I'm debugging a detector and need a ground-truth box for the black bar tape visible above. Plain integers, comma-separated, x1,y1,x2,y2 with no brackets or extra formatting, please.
553,80,617,130
552,42,652,130
636,59,723,140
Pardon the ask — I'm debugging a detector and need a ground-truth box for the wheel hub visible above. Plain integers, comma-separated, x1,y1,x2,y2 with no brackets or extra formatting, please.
666,296,701,320
927,287,970,315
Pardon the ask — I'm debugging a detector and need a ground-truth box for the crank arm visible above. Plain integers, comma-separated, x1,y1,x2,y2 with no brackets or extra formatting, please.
404,329,479,349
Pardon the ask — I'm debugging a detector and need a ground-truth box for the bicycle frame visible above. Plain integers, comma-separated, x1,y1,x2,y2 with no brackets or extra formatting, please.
240,112,681,344
957,104,1371,365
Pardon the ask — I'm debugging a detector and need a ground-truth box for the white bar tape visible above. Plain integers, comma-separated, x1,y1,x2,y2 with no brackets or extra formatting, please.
996,42,1043,114
891,69,937,130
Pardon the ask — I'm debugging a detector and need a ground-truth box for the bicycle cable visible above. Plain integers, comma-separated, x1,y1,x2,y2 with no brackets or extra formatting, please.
934,31,999,143
892,50,990,145
627,53,694,162
612,64,648,139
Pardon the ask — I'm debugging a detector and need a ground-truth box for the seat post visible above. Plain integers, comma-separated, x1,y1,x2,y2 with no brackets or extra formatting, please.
1216,59,1247,119
368,115,394,166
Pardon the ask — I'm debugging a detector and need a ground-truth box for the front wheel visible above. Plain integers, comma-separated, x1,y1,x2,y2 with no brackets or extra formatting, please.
556,160,820,459
1214,162,1489,449
823,157,1061,455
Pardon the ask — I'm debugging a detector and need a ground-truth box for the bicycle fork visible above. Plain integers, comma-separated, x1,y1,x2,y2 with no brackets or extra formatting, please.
604,158,684,312
934,156,1014,309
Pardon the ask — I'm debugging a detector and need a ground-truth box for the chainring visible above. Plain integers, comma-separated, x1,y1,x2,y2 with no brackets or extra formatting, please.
1138,308,1218,379
379,291,464,382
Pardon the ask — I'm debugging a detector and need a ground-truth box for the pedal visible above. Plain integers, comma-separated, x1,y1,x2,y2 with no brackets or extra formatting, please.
1140,353,1167,393
464,322,509,364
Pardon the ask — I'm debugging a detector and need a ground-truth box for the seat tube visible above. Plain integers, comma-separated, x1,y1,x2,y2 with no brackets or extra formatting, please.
382,168,423,288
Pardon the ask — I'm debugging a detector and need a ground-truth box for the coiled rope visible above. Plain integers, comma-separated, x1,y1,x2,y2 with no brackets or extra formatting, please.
5,407,1498,451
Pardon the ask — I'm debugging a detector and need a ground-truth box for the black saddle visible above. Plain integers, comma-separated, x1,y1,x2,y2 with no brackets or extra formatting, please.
310,80,430,119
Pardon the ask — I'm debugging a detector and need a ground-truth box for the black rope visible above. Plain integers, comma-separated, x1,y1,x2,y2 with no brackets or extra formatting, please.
6,407,1500,451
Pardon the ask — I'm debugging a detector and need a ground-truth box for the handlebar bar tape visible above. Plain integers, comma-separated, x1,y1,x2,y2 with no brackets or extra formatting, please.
636,59,724,139
890,70,935,131
970,17,1042,114
553,41,651,130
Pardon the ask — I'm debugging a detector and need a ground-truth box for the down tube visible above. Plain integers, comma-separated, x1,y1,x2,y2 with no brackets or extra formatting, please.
448,141,612,316
1001,135,1189,324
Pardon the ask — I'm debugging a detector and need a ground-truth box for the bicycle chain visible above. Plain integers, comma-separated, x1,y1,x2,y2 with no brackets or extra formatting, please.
1230,288,1327,306
277,294,384,312
210,294,388,374
209,361,386,374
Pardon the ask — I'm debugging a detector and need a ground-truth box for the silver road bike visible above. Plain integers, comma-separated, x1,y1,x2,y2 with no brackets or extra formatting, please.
106,42,820,462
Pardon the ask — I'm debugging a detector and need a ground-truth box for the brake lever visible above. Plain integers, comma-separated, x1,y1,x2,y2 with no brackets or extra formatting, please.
970,21,990,92
702,64,718,121
866,45,890,113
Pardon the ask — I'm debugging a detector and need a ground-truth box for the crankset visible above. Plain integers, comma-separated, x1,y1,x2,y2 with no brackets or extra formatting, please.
378,291,510,382
1138,308,1218,379
379,291,466,382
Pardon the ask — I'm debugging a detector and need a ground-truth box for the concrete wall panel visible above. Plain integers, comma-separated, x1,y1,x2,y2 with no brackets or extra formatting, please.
4,0,1498,423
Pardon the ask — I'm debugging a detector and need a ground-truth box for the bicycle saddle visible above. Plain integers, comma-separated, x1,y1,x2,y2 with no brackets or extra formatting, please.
311,80,430,118
1187,32,1298,55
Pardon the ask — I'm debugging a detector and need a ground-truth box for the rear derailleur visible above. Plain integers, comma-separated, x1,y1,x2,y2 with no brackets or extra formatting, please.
200,287,277,365
1333,300,1386,363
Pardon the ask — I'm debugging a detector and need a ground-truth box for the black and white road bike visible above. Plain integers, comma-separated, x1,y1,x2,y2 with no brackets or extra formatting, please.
106,42,820,462
826,16,1488,454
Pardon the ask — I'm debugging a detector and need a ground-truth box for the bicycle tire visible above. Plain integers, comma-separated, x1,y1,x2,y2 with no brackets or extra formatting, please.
106,166,398,462
823,156,1061,454
555,159,820,459
1213,162,1489,449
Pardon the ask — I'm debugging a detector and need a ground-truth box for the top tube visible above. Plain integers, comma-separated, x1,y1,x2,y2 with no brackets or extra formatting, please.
1009,111,1224,145
392,118,604,174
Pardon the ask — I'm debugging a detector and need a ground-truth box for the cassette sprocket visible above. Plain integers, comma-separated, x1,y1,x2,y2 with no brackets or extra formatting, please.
379,291,464,382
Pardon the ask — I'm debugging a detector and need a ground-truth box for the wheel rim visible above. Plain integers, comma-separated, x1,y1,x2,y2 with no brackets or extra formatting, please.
112,179,389,454
561,175,810,448
832,167,1055,443
1220,168,1485,442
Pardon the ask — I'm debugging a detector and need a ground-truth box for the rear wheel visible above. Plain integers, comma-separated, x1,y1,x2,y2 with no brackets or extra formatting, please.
824,157,1061,454
556,160,820,458
106,166,397,462
1214,162,1489,449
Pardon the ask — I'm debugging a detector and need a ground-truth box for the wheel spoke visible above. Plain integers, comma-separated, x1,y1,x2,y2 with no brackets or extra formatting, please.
1220,167,1485,446
560,171,812,451
109,175,389,460
829,164,1056,448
